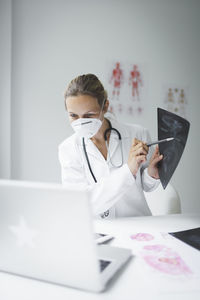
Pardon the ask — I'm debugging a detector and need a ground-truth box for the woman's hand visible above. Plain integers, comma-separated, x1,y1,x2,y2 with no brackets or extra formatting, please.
147,145,163,179
128,138,149,176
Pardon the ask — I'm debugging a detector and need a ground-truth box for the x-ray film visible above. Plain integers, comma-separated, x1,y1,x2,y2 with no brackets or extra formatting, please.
157,108,190,189
169,227,200,251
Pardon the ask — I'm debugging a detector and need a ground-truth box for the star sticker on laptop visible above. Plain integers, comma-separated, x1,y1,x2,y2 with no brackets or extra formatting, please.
9,216,39,248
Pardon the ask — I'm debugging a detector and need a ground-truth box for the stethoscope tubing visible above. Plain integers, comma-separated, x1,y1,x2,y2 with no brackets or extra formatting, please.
82,137,97,183
82,122,123,219
82,122,123,182
104,127,122,141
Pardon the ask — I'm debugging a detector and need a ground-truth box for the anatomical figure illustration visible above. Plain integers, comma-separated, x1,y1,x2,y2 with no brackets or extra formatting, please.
109,62,124,100
164,87,187,118
129,64,143,101
108,62,145,116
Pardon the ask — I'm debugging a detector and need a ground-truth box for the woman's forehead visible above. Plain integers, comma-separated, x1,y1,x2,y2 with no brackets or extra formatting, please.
66,95,100,112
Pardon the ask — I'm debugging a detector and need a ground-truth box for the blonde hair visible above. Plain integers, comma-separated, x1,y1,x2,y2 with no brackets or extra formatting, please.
64,74,108,109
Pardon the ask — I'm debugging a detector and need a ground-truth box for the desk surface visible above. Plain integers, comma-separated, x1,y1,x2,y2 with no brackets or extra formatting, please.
1,213,200,300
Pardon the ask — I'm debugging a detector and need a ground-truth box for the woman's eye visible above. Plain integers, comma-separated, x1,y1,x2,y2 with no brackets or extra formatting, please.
84,114,96,118
70,114,77,118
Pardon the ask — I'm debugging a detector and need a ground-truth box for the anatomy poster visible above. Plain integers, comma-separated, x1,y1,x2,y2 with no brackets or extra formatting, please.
163,85,189,119
106,61,147,118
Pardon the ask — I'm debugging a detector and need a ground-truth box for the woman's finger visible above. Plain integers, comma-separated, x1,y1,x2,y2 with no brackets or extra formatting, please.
133,147,148,157
151,145,160,160
143,143,149,153
132,138,140,147
136,155,147,164
132,141,149,153
151,154,163,166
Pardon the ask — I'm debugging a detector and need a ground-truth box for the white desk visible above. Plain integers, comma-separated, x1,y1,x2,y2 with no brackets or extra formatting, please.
1,213,200,300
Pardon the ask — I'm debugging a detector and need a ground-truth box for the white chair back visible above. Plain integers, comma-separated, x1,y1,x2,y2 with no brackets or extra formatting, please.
144,183,181,216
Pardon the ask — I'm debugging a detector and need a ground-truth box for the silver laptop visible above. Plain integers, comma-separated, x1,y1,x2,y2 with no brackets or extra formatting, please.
0,179,131,292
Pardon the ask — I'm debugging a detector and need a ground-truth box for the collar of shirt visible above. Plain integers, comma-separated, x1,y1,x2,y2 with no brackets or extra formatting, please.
76,118,130,162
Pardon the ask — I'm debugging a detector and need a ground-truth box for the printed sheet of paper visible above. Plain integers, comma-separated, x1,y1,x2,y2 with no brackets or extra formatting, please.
162,84,189,119
112,230,200,294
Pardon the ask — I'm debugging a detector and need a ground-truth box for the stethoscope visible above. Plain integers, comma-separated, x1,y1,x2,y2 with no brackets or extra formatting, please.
82,119,123,218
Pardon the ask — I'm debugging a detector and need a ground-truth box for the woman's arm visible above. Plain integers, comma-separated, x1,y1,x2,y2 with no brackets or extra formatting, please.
58,144,151,216
132,128,161,192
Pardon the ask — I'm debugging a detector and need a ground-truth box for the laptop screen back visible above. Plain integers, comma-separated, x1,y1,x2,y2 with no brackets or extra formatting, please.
0,180,102,291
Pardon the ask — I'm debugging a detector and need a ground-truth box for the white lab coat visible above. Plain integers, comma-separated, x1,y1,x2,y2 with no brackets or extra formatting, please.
58,118,160,219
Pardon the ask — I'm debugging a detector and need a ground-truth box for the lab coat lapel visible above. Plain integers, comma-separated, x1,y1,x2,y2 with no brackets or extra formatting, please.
83,138,106,163
107,132,120,159
107,118,130,160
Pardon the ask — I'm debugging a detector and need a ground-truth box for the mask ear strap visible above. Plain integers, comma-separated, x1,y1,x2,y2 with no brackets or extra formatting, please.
98,98,106,121
101,98,109,114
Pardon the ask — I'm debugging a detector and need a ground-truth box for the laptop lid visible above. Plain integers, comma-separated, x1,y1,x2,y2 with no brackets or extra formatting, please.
0,180,103,292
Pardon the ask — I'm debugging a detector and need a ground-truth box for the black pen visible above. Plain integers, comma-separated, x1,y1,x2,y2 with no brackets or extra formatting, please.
147,137,174,147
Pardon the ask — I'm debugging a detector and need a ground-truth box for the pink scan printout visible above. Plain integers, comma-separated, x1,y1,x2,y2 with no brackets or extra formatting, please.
140,244,192,276
130,233,192,276
130,233,154,242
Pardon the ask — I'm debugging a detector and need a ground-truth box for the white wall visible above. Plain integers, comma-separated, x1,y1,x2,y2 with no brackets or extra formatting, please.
1,0,200,213
0,0,11,178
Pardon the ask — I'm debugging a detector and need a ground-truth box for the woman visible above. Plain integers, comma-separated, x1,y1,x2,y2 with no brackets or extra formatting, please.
58,74,163,219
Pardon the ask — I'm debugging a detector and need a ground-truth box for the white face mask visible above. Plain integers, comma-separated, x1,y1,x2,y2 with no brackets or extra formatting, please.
71,118,102,139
